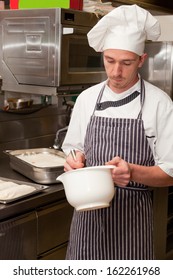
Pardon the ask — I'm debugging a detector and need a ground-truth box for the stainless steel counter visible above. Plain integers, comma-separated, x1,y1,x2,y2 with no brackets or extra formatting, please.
0,153,66,221
0,105,69,221
0,105,73,259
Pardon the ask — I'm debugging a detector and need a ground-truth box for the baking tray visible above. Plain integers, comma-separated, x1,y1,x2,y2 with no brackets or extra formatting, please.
3,104,47,114
0,177,49,204
5,148,66,184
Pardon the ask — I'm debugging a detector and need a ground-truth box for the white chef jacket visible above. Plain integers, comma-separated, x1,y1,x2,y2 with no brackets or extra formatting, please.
62,79,173,177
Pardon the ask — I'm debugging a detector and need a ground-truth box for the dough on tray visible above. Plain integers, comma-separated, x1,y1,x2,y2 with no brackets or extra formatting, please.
0,182,36,200
0,181,19,191
17,153,66,167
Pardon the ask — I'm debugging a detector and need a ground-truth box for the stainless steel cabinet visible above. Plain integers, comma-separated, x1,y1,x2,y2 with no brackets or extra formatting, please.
0,211,37,260
166,187,173,259
0,200,73,260
153,186,173,260
37,200,73,259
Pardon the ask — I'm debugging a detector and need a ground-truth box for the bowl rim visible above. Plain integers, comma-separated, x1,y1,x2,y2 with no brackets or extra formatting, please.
60,165,115,176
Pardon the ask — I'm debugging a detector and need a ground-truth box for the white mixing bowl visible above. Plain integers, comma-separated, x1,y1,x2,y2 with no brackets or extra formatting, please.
56,165,115,211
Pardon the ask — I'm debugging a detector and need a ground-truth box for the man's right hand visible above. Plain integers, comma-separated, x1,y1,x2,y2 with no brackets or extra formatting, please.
64,150,85,171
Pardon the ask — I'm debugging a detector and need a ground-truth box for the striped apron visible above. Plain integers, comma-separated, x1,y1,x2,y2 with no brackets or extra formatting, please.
66,80,155,260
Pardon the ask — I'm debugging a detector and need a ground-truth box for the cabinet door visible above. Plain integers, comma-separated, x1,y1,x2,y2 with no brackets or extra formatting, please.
153,187,168,259
38,243,68,260
166,187,173,259
0,211,37,260
37,200,73,256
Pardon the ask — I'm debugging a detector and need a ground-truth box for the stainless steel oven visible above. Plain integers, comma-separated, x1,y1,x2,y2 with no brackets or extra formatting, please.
0,8,106,95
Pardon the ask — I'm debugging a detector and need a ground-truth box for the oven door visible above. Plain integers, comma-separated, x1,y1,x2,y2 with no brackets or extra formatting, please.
58,27,106,91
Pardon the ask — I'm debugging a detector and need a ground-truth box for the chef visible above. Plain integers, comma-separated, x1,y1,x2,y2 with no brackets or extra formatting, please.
62,4,173,259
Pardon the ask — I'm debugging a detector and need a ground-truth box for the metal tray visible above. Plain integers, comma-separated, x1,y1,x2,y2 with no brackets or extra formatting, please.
5,148,66,184
0,177,49,204
3,104,47,114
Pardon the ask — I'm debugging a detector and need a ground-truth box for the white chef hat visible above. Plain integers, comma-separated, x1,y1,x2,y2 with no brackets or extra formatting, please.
87,4,161,55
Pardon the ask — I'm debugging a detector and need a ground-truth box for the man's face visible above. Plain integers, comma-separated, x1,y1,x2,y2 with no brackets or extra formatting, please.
103,49,147,93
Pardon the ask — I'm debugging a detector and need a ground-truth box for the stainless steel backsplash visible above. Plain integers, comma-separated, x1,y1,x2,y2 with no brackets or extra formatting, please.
0,104,69,155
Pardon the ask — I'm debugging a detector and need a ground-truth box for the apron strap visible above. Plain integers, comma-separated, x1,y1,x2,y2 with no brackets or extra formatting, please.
92,78,145,118
92,83,106,116
137,78,145,119
96,90,140,110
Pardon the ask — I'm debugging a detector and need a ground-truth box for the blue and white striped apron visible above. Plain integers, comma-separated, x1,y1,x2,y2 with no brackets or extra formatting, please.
66,80,155,260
